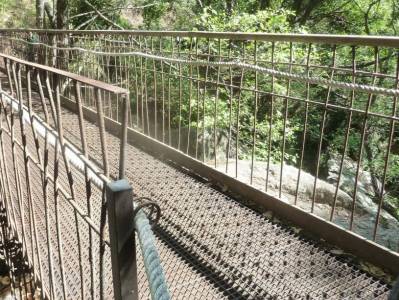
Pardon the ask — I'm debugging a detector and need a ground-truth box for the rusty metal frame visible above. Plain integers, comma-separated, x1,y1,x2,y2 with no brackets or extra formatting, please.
0,29,399,47
0,53,127,95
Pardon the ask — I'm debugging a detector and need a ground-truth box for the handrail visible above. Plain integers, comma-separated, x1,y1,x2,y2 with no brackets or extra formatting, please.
0,53,128,95
1,29,399,47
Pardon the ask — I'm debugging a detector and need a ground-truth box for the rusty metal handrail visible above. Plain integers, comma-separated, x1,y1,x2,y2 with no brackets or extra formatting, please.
0,52,127,94
0,29,399,47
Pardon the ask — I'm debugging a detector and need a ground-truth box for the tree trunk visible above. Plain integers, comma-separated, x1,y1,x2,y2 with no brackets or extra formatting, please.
56,0,68,29
259,0,271,10
294,0,324,25
56,0,69,72
36,0,44,28
226,0,235,16
44,1,55,28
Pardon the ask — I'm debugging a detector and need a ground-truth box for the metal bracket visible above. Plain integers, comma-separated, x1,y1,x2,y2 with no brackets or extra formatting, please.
133,197,161,227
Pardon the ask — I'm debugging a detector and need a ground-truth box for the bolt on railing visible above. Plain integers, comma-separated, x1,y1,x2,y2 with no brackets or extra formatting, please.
0,52,169,299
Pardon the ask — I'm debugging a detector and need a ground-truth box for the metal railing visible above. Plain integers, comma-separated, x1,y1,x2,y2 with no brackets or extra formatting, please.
0,52,169,299
0,29,398,271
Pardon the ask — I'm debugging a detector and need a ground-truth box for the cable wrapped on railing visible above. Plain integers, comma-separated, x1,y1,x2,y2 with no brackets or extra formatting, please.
8,37,399,97
133,199,170,300
106,180,171,300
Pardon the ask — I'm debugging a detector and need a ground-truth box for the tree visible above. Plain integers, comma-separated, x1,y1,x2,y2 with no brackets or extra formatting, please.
36,0,44,28
57,0,67,29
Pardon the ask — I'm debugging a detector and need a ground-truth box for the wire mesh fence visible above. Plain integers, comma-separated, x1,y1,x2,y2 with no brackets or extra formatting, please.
1,30,397,253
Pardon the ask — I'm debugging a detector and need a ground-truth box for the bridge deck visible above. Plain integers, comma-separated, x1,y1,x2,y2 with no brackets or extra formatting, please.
1,85,393,299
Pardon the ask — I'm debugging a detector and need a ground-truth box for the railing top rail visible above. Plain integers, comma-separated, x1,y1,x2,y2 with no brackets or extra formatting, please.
1,29,399,47
0,52,129,95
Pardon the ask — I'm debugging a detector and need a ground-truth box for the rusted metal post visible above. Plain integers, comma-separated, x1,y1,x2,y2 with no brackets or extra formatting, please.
119,93,130,179
106,179,138,300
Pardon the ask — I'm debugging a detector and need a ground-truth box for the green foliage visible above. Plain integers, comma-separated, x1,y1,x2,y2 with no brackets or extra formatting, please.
69,0,130,29
136,0,398,35
0,0,35,28
303,0,398,35
140,0,197,30
196,7,299,33
142,1,169,28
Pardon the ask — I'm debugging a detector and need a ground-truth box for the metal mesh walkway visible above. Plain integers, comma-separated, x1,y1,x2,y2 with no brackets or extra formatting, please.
57,99,392,298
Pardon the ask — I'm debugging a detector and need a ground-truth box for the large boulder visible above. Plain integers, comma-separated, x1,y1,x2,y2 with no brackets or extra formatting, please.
327,154,383,213
215,159,399,250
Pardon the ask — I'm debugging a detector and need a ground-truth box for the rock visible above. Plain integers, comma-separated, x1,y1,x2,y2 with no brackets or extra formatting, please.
327,154,383,212
170,127,234,162
215,159,399,250
330,249,345,255
0,276,10,286
328,154,399,221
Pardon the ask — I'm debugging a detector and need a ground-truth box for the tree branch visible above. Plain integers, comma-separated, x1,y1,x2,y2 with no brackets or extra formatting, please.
107,3,157,12
83,0,124,30
364,0,379,34
74,15,98,30
69,2,157,20
69,10,96,21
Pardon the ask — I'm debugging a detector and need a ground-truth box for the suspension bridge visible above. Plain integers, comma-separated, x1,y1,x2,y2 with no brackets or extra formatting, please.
0,29,398,299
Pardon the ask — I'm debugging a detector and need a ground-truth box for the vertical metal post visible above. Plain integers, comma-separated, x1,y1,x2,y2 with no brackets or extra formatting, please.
106,179,138,300
119,93,130,180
